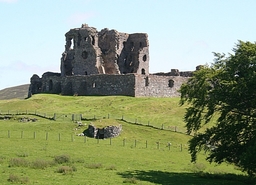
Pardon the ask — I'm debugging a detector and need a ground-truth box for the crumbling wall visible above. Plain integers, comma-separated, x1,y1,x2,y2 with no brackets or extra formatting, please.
134,74,189,97
60,24,149,77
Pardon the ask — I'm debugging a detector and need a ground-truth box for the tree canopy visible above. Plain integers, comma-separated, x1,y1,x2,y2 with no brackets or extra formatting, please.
179,40,256,176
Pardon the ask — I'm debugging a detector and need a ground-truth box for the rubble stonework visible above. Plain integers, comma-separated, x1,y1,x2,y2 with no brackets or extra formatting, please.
28,24,195,98
87,124,122,139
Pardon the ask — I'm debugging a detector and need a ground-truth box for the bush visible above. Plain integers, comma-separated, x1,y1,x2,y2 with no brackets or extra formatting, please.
54,154,70,164
8,174,29,184
56,166,76,174
86,163,103,169
31,159,53,169
9,158,29,167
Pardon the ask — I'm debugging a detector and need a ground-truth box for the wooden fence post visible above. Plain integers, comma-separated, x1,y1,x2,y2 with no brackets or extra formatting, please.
180,144,183,152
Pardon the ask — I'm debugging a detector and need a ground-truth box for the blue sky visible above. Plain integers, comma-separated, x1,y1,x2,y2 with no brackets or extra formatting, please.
1,0,256,90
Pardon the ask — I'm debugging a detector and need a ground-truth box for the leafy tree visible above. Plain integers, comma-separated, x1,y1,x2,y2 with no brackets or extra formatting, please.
179,40,256,176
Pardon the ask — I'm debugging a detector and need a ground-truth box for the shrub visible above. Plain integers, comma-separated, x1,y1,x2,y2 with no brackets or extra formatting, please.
31,159,52,169
86,163,103,169
54,154,70,164
9,158,29,167
8,174,29,184
56,166,76,174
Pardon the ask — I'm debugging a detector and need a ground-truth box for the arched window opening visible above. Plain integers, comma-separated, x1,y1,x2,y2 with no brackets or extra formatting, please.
143,55,147,62
85,71,88,75
92,36,95,45
70,38,74,49
141,68,145,75
168,79,174,88
92,82,96,88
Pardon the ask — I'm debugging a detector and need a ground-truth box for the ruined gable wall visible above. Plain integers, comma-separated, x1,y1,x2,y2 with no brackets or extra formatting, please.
134,75,189,97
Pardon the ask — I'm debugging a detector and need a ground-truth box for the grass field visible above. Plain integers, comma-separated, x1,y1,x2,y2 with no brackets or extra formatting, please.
0,94,251,184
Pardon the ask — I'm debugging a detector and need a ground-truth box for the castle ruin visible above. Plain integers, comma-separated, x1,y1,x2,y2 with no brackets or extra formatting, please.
28,24,194,98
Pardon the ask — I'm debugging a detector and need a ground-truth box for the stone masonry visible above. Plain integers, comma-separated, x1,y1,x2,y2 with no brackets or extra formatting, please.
28,24,195,98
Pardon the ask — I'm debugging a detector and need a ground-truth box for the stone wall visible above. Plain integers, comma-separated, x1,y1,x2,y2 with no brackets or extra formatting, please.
87,124,122,139
135,75,189,97
61,74,136,96
29,73,190,97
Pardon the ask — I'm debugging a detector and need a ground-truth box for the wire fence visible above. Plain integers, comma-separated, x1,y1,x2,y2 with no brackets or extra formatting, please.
0,130,188,152
0,110,188,134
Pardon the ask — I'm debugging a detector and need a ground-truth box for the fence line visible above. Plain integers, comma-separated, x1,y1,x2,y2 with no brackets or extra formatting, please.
0,110,187,134
1,130,187,152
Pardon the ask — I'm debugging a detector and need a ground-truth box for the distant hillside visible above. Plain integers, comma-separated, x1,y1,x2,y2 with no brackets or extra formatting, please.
0,84,29,100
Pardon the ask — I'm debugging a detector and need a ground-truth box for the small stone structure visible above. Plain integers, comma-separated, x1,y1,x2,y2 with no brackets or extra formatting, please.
86,124,122,139
28,24,197,98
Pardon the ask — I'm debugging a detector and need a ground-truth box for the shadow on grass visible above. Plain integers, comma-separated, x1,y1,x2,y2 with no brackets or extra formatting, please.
118,170,253,185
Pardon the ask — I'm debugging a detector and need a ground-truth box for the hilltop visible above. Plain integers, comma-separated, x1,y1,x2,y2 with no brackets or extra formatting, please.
0,84,29,100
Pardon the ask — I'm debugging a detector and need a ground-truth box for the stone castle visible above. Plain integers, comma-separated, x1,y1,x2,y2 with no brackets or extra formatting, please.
28,24,195,98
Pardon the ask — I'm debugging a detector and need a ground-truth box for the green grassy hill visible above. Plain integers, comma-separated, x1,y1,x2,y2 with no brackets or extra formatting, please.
0,95,249,184
0,84,29,100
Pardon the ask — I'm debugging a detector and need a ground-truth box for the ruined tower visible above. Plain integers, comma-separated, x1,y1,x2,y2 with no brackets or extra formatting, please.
60,24,149,76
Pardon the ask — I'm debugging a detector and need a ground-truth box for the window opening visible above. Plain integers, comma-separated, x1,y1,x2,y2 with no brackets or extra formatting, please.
92,82,96,88
143,55,147,62
70,38,74,49
49,80,53,91
145,76,149,86
91,36,95,45
141,68,145,75
168,79,174,88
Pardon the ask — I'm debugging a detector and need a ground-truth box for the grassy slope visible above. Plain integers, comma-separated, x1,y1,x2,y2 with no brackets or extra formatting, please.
0,84,29,100
0,95,249,184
